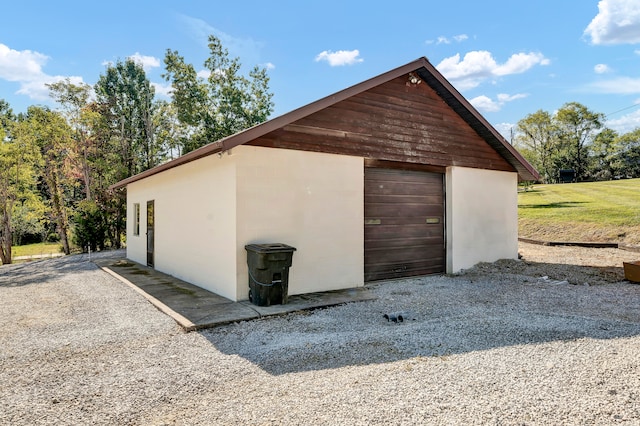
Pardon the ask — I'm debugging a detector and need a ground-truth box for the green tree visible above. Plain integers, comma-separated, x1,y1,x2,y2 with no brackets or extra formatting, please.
555,102,604,181
11,194,47,246
47,78,102,200
514,110,559,183
0,106,43,264
515,102,605,182
162,35,274,153
16,107,75,255
0,99,15,135
72,199,107,252
591,128,619,180
614,128,640,178
94,58,158,177
152,100,189,159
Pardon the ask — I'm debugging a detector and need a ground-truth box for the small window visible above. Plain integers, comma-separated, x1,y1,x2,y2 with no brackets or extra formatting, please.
133,203,140,236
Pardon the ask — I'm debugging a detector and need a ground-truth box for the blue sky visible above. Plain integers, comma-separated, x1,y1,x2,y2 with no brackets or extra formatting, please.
2,0,640,138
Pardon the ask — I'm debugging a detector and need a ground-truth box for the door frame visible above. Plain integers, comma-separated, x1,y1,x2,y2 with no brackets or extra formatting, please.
146,200,154,267
364,162,446,281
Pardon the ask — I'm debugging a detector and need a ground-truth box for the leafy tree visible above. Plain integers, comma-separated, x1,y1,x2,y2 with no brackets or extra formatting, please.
0,107,43,263
514,110,559,183
16,106,75,255
47,78,102,200
514,102,605,182
94,58,158,177
590,128,619,180
0,99,15,135
152,100,189,159
555,102,604,181
72,199,107,252
162,34,274,153
614,128,640,178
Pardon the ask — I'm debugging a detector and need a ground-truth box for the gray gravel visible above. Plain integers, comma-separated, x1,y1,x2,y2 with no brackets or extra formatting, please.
1,246,640,425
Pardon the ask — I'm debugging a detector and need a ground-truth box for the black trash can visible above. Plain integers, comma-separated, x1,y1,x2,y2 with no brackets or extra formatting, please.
245,243,296,306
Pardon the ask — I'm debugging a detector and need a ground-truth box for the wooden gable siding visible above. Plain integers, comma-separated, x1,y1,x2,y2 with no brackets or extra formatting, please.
247,75,515,172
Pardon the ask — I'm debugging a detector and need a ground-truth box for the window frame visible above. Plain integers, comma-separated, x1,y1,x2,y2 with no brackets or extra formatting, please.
133,203,140,236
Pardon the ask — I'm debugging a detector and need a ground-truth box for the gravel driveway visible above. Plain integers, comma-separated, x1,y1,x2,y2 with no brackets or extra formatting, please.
1,244,640,425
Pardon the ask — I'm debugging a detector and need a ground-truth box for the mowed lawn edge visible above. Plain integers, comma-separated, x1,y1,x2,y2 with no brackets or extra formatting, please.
518,178,640,245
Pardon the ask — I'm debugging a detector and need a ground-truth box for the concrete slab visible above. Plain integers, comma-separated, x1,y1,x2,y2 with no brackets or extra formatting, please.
93,252,375,331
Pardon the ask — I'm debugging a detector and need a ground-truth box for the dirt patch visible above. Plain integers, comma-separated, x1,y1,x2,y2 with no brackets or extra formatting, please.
461,241,640,286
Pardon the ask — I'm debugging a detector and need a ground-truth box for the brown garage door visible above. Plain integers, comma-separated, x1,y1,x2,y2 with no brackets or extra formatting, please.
364,167,445,281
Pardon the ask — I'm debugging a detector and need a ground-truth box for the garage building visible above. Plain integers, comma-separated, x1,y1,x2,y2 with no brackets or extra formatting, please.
111,57,539,301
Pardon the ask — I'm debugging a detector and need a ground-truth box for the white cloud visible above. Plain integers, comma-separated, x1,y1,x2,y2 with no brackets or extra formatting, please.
197,69,211,79
315,50,363,66
128,52,160,71
436,51,549,90
584,0,640,45
0,43,85,101
470,93,528,113
263,62,275,70
426,34,469,45
493,122,517,141
594,63,612,73
470,95,500,112
606,107,640,133
497,93,528,102
0,43,48,81
151,82,172,98
494,52,550,75
588,76,640,93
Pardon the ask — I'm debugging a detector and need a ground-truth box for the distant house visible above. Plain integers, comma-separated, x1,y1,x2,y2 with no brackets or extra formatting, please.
111,57,539,302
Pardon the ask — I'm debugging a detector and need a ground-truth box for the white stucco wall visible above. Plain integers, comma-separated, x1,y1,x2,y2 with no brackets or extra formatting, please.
445,167,518,273
126,155,238,299
126,145,364,301
235,146,364,299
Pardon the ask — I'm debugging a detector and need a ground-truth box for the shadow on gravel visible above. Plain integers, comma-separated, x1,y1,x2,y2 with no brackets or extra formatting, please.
201,308,640,376
200,262,640,376
0,251,124,287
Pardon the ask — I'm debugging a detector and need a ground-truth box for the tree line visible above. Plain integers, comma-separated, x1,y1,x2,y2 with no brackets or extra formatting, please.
0,35,273,264
513,102,640,183
3,35,638,264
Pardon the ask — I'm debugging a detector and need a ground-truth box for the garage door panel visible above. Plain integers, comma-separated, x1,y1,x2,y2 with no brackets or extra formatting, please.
364,167,445,282
364,258,445,281
365,181,443,196
366,245,444,263
365,194,444,205
366,170,443,183
365,224,443,239
365,235,444,249
365,204,444,219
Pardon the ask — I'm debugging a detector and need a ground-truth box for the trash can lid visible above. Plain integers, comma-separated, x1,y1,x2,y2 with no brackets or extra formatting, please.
245,243,297,253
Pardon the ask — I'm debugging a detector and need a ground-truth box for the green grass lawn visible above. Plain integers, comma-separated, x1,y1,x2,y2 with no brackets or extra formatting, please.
518,178,640,244
12,242,64,258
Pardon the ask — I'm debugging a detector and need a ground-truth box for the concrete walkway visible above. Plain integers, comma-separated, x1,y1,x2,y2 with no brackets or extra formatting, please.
93,252,375,331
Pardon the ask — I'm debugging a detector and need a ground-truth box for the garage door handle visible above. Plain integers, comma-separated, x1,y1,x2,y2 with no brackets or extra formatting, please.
365,219,381,225
426,218,440,224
